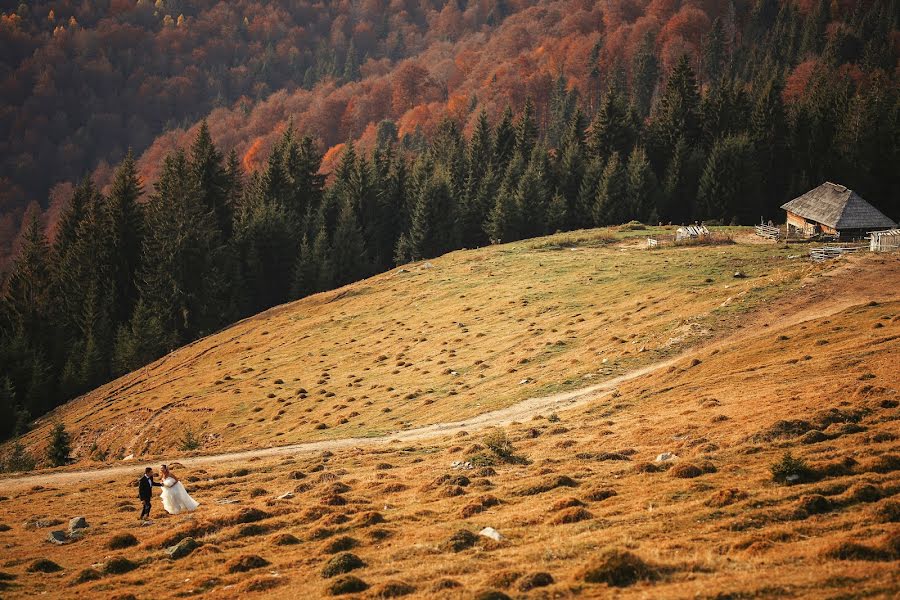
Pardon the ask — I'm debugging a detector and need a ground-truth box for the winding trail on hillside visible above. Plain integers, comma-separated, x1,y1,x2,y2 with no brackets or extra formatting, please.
4,255,899,491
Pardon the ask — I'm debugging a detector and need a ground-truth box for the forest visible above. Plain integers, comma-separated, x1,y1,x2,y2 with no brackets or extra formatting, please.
0,0,898,445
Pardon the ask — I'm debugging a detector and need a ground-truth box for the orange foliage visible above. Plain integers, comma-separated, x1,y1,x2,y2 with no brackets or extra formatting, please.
783,59,820,104
243,138,265,172
320,143,347,175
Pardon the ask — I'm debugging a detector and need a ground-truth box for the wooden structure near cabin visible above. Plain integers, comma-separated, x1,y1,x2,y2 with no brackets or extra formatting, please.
675,225,709,241
870,229,900,252
781,182,897,240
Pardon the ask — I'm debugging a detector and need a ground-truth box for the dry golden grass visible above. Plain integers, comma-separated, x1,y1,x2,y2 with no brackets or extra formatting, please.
0,230,898,599
12,227,821,462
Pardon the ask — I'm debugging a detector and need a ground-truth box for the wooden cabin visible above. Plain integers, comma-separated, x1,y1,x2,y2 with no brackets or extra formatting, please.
781,182,897,240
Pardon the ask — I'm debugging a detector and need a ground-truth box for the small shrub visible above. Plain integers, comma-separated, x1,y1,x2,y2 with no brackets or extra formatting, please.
771,452,814,484
226,554,270,573
103,557,139,575
442,529,477,552
107,533,139,550
243,577,288,592
581,550,657,587
178,428,201,451
322,536,359,554
669,463,703,478
28,558,63,573
547,413,560,423
518,572,554,591
586,488,617,502
321,553,365,578
328,575,368,595
823,541,887,561
483,428,514,460
73,568,102,584
873,500,900,523
375,581,415,598
550,507,593,524
46,423,71,467
272,533,300,546
706,489,747,507
3,442,35,472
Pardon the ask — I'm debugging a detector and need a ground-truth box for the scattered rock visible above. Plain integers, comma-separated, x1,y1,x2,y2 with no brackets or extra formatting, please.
68,516,88,532
655,452,678,462
167,537,199,559
47,530,70,545
276,492,295,500
450,460,474,470
479,527,503,542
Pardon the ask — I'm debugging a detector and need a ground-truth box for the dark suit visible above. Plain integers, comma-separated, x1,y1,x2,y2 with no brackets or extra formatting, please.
138,474,162,519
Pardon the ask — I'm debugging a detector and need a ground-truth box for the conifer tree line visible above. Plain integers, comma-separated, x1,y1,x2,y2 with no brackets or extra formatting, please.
1,0,898,445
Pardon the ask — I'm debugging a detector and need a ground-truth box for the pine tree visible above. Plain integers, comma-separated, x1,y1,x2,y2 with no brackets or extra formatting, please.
594,153,628,226
134,150,228,346
112,299,176,375
330,198,367,285
697,133,758,223
3,213,51,342
556,137,585,229
626,147,658,223
343,40,360,81
514,98,538,160
105,150,144,325
547,193,568,233
575,157,604,227
493,106,516,174
0,376,15,441
460,111,495,247
586,91,635,160
649,55,702,157
702,18,727,84
190,119,232,238
516,148,549,239
46,422,71,467
291,234,318,299
631,32,659,118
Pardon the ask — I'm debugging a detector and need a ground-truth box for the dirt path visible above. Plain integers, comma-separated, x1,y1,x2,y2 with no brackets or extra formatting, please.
4,255,897,492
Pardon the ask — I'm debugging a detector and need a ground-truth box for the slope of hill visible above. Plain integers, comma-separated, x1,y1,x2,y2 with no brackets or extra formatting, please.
9,227,822,462
0,236,896,599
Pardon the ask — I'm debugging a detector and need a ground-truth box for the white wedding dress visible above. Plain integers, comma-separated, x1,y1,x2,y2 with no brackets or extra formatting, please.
160,477,200,514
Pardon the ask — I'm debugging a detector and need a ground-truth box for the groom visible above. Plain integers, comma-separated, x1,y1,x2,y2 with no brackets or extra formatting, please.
138,466,162,521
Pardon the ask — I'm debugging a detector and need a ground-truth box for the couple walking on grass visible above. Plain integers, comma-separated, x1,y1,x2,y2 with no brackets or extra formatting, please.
138,464,199,521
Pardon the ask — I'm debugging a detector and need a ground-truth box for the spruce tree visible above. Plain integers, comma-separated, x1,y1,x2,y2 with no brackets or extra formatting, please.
331,198,368,286
626,147,658,223
0,376,15,441
593,152,628,226
106,151,144,325
4,213,51,343
631,32,659,118
575,158,604,227
493,106,516,173
514,98,538,160
697,134,758,223
191,119,232,238
702,18,727,84
46,422,71,467
291,234,318,299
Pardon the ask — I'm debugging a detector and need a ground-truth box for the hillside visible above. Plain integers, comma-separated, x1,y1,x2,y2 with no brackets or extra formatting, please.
10,227,818,461
0,233,897,599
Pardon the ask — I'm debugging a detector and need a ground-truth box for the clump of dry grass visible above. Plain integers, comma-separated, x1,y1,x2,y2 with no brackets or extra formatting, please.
515,475,577,496
550,507,593,524
271,532,300,545
518,571,554,591
226,554,270,573
872,500,900,522
706,488,747,507
321,553,365,578
580,549,660,587
27,558,62,573
668,463,703,478
103,557,139,575
442,529,477,552
374,580,415,597
107,532,139,549
327,575,368,595
73,568,102,584
322,536,359,554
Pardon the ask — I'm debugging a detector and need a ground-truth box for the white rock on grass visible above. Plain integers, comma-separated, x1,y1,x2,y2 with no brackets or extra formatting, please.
655,452,678,462
479,527,503,542
69,516,88,531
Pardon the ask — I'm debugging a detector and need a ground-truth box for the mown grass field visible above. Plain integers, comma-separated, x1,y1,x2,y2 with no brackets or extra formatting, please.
0,284,897,599
11,226,822,463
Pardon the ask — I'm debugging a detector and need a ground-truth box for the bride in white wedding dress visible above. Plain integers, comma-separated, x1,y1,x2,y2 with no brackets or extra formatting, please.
159,465,200,515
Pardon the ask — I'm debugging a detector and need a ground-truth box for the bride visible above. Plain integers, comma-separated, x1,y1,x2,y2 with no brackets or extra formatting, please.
159,464,200,515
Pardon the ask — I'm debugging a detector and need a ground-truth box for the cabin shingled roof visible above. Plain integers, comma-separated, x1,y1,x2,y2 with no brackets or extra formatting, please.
781,182,897,230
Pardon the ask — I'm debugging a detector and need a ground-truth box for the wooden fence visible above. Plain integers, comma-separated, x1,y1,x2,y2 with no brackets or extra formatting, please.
755,224,781,240
809,244,868,262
